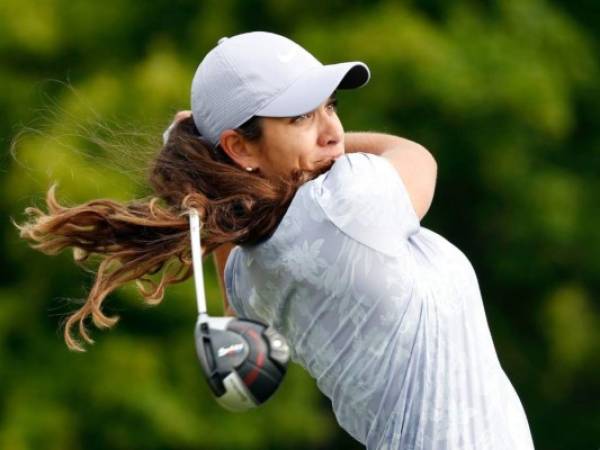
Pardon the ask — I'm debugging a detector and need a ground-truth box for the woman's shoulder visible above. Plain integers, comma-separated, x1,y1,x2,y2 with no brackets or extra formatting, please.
316,151,383,183
307,151,421,255
250,151,419,257
309,151,410,205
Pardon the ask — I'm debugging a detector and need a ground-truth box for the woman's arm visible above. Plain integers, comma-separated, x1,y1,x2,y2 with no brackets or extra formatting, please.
344,131,423,156
212,242,237,316
343,131,437,221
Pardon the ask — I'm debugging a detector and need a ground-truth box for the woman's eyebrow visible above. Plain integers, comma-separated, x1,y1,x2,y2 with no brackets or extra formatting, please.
288,94,337,121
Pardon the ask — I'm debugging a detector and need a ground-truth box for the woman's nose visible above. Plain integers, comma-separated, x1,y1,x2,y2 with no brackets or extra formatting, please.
317,111,341,147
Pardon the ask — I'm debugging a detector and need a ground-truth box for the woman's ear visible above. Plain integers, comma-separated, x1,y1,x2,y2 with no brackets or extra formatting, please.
219,129,260,170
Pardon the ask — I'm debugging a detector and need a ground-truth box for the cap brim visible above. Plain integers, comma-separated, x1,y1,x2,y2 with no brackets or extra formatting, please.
255,61,370,117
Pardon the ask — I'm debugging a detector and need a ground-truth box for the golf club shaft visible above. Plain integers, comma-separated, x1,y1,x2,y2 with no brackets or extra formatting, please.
189,209,209,318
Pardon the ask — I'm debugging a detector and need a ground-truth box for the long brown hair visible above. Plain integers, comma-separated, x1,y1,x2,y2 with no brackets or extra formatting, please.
13,114,328,351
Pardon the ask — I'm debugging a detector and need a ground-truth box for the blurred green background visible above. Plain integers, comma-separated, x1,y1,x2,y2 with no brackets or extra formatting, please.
1,0,599,449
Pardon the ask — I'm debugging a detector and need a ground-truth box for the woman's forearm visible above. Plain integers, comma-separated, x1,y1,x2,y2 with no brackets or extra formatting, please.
344,131,423,155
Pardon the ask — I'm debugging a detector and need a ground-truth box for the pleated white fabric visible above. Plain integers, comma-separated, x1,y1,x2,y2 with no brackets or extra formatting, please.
225,152,535,450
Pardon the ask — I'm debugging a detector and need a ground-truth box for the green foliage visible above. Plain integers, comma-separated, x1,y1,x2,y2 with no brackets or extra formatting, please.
1,0,598,449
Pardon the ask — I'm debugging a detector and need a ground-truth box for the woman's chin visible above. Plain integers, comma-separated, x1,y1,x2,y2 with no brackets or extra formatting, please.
317,159,336,173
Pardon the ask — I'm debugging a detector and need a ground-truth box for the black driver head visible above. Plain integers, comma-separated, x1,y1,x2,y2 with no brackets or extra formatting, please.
194,316,290,411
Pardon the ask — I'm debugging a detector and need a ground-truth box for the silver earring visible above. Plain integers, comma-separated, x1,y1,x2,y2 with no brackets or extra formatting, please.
245,167,254,172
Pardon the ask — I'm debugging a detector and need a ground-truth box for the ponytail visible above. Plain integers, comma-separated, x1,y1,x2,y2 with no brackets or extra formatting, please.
14,183,191,351
14,113,328,351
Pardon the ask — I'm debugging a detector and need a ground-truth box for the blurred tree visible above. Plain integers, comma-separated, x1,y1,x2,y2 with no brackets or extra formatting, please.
1,0,598,449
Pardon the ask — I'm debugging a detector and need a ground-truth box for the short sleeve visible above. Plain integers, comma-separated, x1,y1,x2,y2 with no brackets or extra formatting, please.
312,152,420,256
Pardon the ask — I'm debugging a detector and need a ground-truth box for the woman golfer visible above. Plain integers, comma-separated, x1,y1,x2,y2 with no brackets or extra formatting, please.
17,31,535,449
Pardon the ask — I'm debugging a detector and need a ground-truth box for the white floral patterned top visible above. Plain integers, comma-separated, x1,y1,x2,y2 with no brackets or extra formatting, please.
224,152,535,450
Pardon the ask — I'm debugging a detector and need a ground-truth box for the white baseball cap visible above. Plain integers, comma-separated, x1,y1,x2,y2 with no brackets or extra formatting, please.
190,31,370,147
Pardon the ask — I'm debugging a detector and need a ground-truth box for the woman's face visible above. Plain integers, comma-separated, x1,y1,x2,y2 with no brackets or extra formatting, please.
248,93,344,179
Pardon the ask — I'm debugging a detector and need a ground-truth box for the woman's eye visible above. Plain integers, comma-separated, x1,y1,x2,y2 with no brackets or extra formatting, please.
327,100,338,111
292,113,310,123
